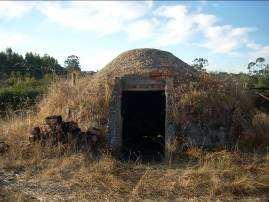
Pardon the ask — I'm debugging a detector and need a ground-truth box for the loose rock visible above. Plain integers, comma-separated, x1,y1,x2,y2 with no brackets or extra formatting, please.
0,141,9,155
29,115,105,153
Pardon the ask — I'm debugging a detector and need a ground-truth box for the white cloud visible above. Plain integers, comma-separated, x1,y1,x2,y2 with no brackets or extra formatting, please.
0,33,28,49
254,46,269,57
146,1,154,9
125,19,156,41
38,1,251,53
0,1,259,54
246,42,261,50
248,44,269,62
201,26,251,53
193,13,217,28
154,5,197,46
0,1,35,19
0,0,267,63
154,5,253,53
81,49,120,70
54,48,121,71
37,1,151,37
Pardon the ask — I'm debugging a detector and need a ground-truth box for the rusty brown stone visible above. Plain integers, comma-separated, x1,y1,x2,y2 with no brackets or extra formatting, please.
0,141,9,154
29,126,41,142
29,115,104,153
45,115,63,128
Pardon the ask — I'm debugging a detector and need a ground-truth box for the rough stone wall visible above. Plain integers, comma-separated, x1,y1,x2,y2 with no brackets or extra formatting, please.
106,74,179,155
106,74,234,155
95,49,234,151
106,79,122,154
92,49,196,89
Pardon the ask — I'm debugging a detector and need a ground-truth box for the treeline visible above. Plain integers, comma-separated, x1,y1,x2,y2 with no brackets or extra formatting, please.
0,48,67,115
0,48,95,115
192,57,269,89
247,57,269,89
0,48,66,81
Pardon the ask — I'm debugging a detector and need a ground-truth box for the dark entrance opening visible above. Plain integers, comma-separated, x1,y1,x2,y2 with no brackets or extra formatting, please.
121,90,165,161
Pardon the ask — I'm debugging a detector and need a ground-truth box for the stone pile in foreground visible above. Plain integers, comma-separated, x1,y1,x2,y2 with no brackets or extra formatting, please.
0,141,9,155
29,115,104,153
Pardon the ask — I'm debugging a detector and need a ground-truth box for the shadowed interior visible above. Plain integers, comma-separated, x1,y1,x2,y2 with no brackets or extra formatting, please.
121,90,165,161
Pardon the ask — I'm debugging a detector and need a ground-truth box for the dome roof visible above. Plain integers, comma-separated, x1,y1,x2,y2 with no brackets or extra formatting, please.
97,48,194,79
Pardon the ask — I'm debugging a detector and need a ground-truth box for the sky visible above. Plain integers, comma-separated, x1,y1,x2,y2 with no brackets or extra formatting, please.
0,1,269,73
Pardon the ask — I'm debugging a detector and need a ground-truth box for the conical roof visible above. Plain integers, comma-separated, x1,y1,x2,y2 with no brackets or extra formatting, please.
96,48,194,79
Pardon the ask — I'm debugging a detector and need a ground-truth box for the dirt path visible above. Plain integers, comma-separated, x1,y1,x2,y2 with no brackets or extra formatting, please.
1,169,268,201
0,170,75,201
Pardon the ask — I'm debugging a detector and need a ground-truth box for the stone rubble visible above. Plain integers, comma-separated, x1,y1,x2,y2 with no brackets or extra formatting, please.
29,115,104,153
0,141,9,155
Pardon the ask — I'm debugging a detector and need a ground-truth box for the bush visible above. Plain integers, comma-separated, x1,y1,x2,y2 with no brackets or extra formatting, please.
0,88,40,113
256,74,269,89
0,78,48,114
171,73,254,146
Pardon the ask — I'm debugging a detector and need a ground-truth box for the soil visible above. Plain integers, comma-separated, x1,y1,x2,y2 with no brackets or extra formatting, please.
0,170,75,201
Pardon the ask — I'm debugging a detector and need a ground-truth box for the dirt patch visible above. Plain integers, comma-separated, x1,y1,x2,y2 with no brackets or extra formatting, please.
0,170,76,201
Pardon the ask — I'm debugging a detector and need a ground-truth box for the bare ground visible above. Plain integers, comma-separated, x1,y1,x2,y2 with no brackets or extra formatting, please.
1,151,268,202
0,170,76,201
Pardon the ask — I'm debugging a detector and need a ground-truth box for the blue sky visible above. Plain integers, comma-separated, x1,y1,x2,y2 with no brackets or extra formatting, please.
0,1,268,73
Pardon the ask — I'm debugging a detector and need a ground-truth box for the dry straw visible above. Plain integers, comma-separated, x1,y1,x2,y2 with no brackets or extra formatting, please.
0,49,268,200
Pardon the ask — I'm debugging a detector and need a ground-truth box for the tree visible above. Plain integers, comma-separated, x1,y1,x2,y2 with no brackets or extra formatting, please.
41,54,63,74
64,55,81,71
247,57,269,89
3,48,24,74
247,57,267,75
0,48,65,79
25,52,43,78
192,58,208,72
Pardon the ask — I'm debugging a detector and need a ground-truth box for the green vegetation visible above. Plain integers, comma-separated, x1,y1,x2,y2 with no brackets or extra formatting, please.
0,47,63,115
247,57,269,89
192,58,209,72
256,74,269,89
0,76,50,114
64,55,81,71
0,48,85,115
192,57,269,89
0,48,65,80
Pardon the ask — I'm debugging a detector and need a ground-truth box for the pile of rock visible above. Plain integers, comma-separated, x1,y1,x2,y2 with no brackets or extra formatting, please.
29,115,104,153
0,141,9,155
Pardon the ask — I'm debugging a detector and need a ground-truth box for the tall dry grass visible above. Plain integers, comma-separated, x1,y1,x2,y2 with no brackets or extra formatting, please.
1,143,268,200
0,73,268,200
170,73,269,151
37,75,111,131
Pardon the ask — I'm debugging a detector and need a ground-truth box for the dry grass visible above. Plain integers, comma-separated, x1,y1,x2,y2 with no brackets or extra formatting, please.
36,75,111,131
1,142,268,200
171,73,253,130
0,111,268,200
1,73,269,200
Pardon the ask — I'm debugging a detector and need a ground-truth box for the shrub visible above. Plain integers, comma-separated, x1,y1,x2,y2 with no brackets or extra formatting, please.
256,74,269,89
0,78,49,115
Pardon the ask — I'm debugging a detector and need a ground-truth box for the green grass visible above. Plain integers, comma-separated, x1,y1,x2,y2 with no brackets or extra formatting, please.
256,74,269,89
0,79,49,114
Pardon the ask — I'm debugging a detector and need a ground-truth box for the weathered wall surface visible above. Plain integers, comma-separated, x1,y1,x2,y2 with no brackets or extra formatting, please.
106,73,233,155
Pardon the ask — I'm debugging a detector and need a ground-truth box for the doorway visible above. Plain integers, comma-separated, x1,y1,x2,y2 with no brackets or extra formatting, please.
121,90,165,161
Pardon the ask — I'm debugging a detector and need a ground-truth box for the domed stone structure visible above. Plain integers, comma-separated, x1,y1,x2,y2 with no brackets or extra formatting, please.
104,48,196,160
37,48,243,159
100,48,194,78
